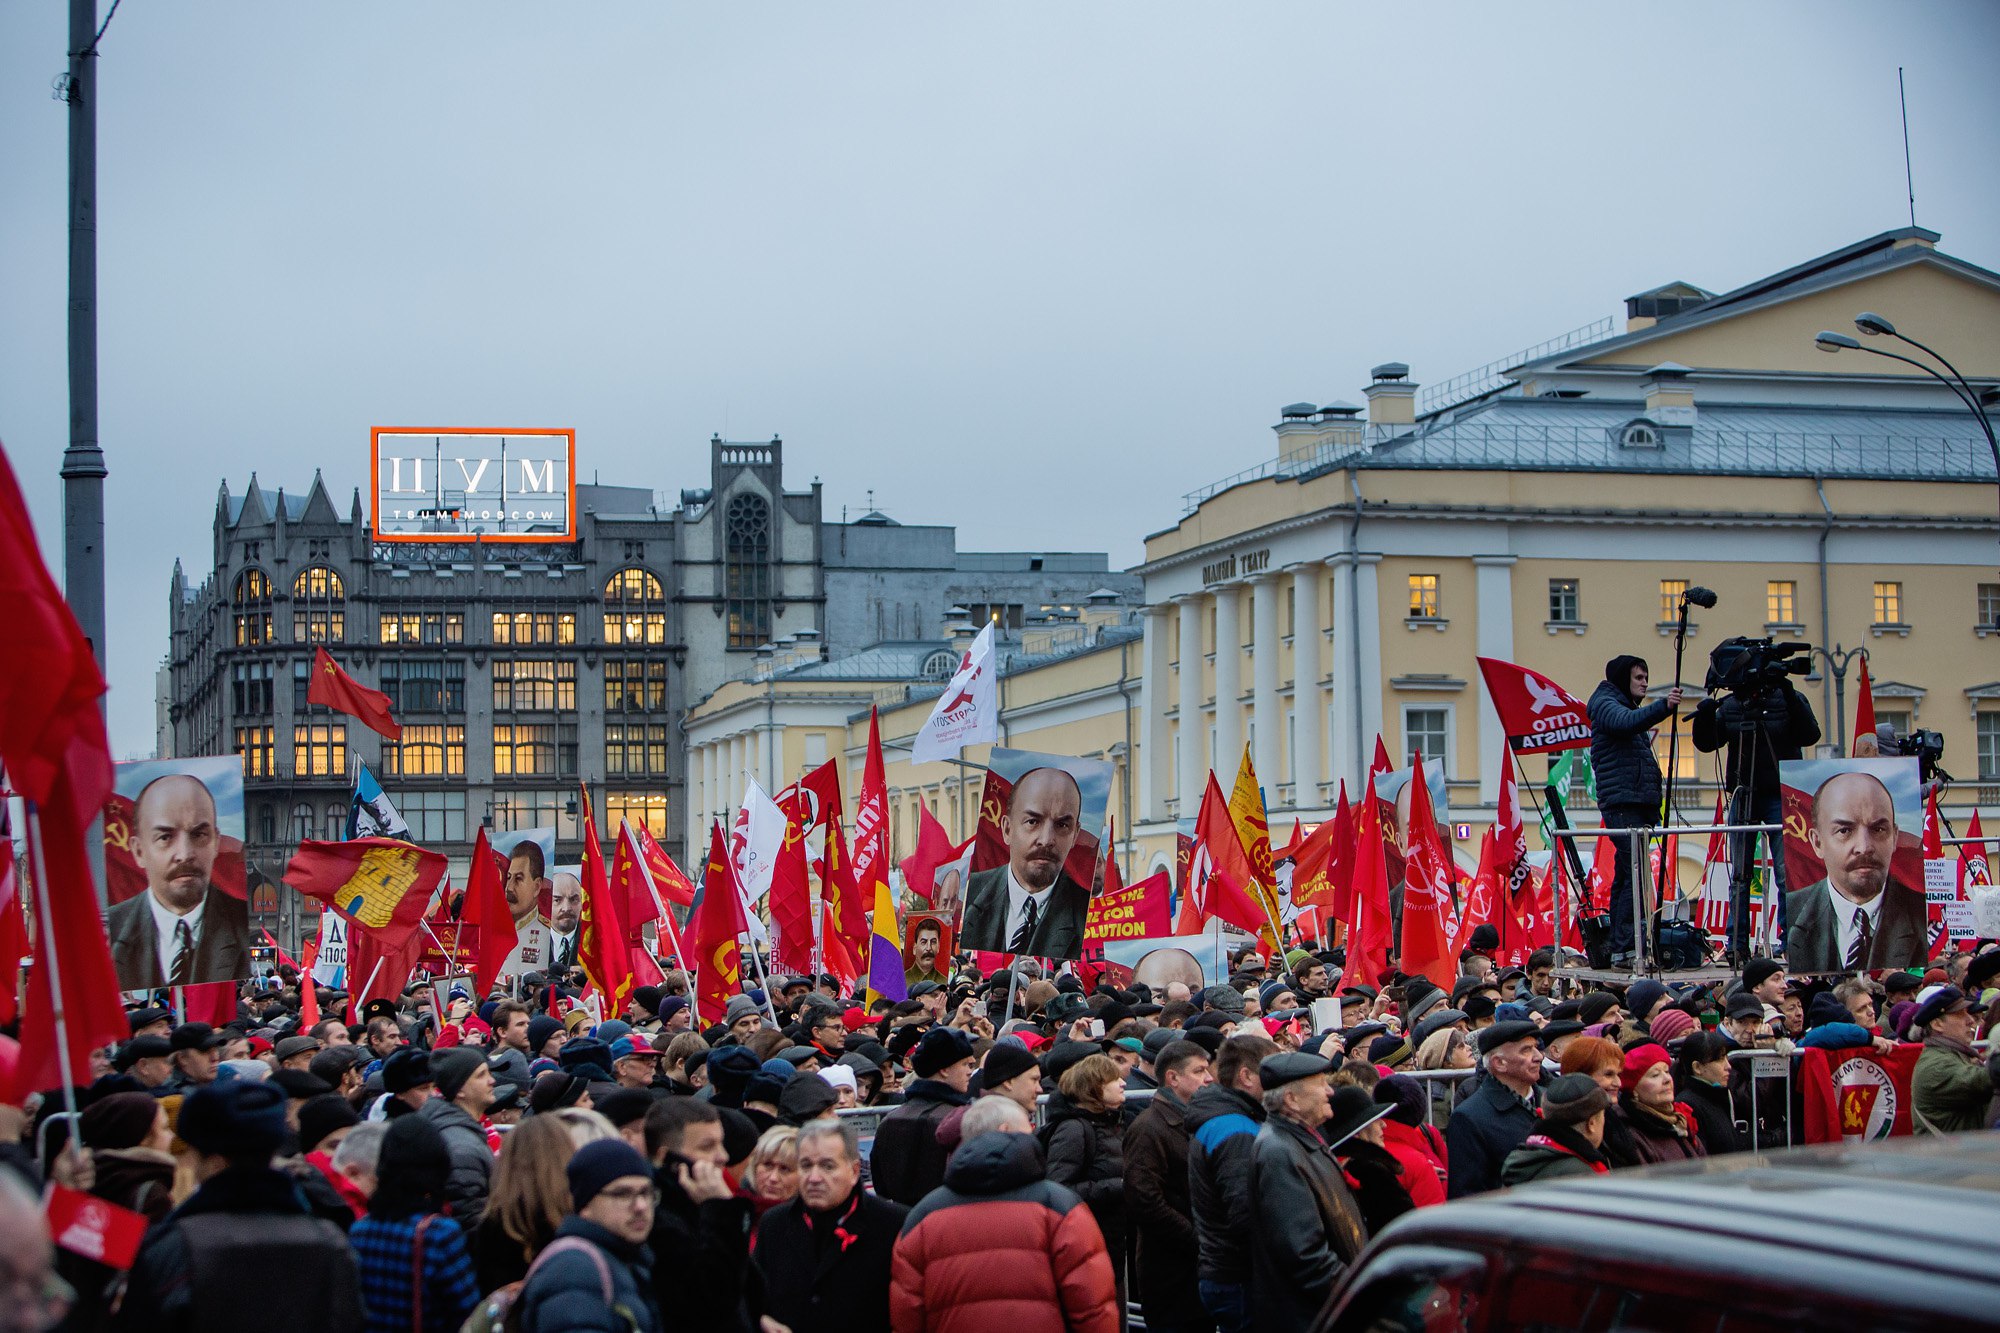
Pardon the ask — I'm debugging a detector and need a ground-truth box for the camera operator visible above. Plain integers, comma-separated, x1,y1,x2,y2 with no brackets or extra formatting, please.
1588,655,1681,969
1691,642,1821,963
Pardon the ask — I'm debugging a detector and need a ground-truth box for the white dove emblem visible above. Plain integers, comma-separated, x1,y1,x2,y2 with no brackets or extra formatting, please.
1524,673,1567,715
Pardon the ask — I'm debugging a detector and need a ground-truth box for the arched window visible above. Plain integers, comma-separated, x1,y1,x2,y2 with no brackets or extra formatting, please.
921,650,956,680
292,567,345,643
325,802,346,840
603,568,666,645
233,569,273,646
726,493,771,648
290,801,314,843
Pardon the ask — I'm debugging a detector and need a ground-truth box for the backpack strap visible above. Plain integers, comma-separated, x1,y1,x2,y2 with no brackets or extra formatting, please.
413,1214,436,1333
523,1236,614,1305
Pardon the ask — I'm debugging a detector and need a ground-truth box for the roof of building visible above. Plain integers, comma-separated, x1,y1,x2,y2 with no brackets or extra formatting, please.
1299,395,1995,483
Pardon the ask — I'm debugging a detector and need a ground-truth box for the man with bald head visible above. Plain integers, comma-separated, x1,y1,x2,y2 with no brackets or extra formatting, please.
108,772,251,989
959,766,1091,959
1785,769,1928,971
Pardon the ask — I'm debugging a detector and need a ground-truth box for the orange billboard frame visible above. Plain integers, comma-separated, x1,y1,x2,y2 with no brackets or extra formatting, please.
370,426,577,544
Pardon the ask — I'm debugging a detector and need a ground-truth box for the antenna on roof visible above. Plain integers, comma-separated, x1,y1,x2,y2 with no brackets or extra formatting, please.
1898,66,1917,229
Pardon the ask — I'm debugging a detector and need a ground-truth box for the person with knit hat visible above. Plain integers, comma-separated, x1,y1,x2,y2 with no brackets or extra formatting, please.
418,1046,497,1227
52,1091,181,1331
515,1138,663,1333
117,1081,363,1333
1369,1076,1447,1207
1647,1006,1698,1049
1500,1073,1613,1185
868,1025,974,1207
1618,1043,1707,1165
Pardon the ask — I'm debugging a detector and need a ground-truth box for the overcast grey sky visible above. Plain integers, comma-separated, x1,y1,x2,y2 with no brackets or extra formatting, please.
3,3,1997,758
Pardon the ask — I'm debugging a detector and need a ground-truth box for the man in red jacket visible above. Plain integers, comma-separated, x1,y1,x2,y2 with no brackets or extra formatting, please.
890,1097,1118,1333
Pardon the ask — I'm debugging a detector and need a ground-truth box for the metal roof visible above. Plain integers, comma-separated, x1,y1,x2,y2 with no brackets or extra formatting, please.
1304,396,1996,484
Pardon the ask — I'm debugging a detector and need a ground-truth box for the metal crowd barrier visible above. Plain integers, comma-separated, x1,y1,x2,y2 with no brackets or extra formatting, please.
1554,820,1783,974
1727,1045,1795,1149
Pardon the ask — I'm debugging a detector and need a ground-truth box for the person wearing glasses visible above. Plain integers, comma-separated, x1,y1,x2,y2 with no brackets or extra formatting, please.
516,1139,664,1333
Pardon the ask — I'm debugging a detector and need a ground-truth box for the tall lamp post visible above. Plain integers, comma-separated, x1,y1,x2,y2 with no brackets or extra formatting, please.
1809,643,1869,755
1814,315,2000,529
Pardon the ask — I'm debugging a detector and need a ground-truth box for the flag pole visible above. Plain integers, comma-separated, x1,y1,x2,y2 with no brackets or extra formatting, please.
24,803,81,1122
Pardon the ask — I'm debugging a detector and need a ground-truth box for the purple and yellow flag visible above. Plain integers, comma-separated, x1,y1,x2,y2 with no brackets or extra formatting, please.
865,880,908,1006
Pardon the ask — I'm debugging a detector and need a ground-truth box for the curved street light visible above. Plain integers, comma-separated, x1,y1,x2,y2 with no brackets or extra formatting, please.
1814,319,2000,530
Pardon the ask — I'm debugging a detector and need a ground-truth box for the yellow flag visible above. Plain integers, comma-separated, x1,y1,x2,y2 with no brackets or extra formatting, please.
1226,746,1283,937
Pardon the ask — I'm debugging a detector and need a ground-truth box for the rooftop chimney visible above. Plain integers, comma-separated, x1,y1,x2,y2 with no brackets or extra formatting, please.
1363,363,1416,426
1641,362,1697,426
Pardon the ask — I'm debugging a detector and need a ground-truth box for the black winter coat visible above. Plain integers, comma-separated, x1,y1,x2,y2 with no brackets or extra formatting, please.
646,1161,760,1333
1333,1138,1415,1234
1038,1091,1127,1258
1122,1086,1198,1322
1677,1076,1746,1157
752,1186,907,1333
111,1166,362,1333
417,1097,493,1227
868,1078,971,1207
1248,1116,1368,1333
1587,680,1674,808
1443,1075,1539,1198
1186,1083,1266,1287
1690,683,1820,795
517,1216,660,1333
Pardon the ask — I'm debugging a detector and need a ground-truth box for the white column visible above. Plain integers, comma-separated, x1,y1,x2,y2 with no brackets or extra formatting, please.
1474,555,1518,805
1250,573,1282,795
688,744,706,855
1287,562,1323,806
1327,553,1384,790
1213,582,1245,779
1138,604,1172,822
1175,593,1205,819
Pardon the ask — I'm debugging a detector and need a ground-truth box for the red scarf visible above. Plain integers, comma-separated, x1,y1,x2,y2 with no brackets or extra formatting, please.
1521,1133,1610,1174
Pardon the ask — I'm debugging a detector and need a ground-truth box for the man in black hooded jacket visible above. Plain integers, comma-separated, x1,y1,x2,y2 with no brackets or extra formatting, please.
1588,654,1680,967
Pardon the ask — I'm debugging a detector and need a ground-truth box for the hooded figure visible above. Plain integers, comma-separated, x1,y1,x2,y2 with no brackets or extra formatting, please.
1587,654,1678,965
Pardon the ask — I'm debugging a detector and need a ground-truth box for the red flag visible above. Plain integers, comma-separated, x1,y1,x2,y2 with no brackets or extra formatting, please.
460,827,515,999
1453,828,1500,959
1291,789,1347,916
1399,752,1458,988
1475,656,1592,755
853,708,892,897
627,821,697,907
0,440,124,1102
1852,659,1877,755
1275,818,1305,864
1923,785,1951,961
305,647,401,740
348,920,424,1009
607,825,662,939
43,1183,149,1271
1191,774,1271,937
1960,811,1992,889
1555,843,1587,954
686,822,749,1025
1586,831,1616,915
898,802,968,902
1343,742,1397,987
768,813,815,974
284,838,448,951
298,936,322,1030
577,788,633,1017
1798,1042,1921,1143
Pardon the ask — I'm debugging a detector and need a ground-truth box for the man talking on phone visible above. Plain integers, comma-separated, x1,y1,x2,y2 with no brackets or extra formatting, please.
641,1098,761,1332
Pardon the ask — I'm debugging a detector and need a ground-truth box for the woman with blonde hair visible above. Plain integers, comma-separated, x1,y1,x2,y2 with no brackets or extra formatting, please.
551,1106,617,1148
468,1115,574,1294
745,1124,801,1213
1415,1028,1475,1129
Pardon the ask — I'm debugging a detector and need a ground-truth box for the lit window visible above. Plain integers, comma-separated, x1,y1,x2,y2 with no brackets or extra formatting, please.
291,567,345,644
493,660,576,711
606,791,671,840
1873,581,1903,626
385,724,465,778
233,569,273,646
1408,574,1439,619
1659,579,1688,623
293,724,347,777
605,660,668,712
235,725,275,778
606,723,672,776
1767,580,1797,625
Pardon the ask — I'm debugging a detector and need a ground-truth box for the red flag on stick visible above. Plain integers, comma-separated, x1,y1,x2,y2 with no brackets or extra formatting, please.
299,937,322,1030
1399,752,1458,989
577,787,633,1017
852,708,893,898
0,804,23,1027
460,827,515,999
306,646,402,740
899,802,968,902
685,822,748,1025
1852,658,1877,755
348,921,424,1010
284,838,448,951
1191,774,1271,938
1345,741,1397,988
0,439,124,1102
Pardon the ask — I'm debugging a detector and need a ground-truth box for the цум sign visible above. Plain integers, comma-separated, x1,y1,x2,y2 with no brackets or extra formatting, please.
371,428,576,543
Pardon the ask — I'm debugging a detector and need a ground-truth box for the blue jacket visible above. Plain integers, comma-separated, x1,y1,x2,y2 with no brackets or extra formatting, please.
1444,1073,1540,1199
518,1217,660,1333
1588,681,1674,808
1186,1083,1266,1285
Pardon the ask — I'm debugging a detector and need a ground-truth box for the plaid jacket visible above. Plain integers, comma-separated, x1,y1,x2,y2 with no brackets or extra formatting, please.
349,1213,482,1333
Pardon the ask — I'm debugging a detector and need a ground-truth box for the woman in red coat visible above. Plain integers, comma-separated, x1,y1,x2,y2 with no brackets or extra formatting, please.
1370,1074,1447,1207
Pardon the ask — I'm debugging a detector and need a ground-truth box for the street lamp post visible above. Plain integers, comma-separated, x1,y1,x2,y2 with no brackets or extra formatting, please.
1809,643,1869,755
1814,316,2000,530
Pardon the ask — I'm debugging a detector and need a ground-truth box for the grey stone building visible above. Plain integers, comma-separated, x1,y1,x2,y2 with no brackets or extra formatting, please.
163,434,1137,944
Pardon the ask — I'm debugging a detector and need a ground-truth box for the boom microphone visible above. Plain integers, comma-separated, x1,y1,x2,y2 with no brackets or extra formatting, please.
1683,585,1718,609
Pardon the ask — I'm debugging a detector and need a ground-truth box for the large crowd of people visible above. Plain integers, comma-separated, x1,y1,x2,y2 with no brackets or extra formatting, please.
2,939,1997,1333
